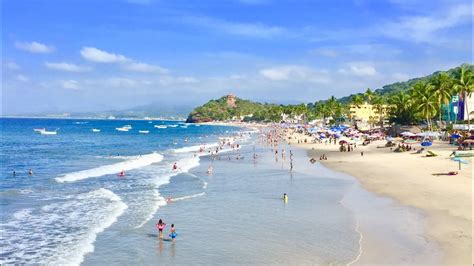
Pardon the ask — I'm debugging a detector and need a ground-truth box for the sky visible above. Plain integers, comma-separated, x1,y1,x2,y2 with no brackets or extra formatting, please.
2,0,472,115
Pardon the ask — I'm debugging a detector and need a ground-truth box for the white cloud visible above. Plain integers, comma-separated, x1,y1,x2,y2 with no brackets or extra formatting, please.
339,62,377,77
123,62,168,73
16,74,29,82
380,4,472,43
4,61,21,70
45,62,92,72
80,47,129,63
15,41,54,53
60,80,80,90
259,65,330,83
183,16,285,38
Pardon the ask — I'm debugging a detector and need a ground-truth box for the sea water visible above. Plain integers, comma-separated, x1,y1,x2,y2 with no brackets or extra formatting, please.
0,118,441,265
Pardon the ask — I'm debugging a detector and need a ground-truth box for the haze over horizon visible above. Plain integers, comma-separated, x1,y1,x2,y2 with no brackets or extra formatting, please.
2,0,472,115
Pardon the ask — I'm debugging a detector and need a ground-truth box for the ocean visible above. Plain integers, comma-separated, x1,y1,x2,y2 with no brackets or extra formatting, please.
0,118,440,265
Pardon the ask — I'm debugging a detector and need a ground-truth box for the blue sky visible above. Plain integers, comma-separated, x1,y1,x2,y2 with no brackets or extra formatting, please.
2,0,472,115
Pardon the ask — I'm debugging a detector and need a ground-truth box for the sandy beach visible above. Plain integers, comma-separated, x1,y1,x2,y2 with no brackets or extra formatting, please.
287,132,473,265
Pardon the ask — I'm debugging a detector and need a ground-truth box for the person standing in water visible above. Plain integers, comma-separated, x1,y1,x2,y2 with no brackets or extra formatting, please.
156,219,166,238
28,169,33,175
283,193,288,202
169,224,177,241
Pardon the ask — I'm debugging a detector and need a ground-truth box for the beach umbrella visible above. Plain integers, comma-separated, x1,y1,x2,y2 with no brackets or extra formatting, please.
452,157,469,170
339,140,347,144
450,134,461,139
421,141,432,147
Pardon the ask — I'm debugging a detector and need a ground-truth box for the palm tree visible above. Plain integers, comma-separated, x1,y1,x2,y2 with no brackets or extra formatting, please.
388,91,415,124
364,88,376,104
372,95,386,128
430,73,454,125
350,94,364,108
453,67,474,130
412,82,437,131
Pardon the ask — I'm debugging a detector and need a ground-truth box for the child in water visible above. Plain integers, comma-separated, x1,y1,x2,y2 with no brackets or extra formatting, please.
156,219,166,238
169,224,177,241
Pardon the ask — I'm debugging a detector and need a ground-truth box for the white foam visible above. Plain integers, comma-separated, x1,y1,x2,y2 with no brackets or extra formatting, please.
132,156,201,228
55,153,164,183
0,188,127,265
172,143,219,154
170,192,205,202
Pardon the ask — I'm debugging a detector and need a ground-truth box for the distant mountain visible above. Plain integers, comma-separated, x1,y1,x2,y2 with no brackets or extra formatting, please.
36,102,193,120
338,63,474,103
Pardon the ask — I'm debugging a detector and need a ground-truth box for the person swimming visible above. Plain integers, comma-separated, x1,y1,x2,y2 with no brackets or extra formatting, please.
28,169,33,175
119,170,125,176
156,219,166,238
207,165,213,174
169,224,177,241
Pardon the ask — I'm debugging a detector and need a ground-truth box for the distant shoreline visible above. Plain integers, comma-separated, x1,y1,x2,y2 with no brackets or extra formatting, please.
0,116,186,122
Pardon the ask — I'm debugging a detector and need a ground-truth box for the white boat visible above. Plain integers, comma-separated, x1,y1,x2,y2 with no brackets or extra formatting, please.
139,130,150,134
116,127,129,132
34,128,46,132
40,130,58,135
154,125,167,129
92,129,101,132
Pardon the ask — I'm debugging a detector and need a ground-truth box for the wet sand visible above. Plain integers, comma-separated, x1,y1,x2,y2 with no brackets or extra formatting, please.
292,136,473,266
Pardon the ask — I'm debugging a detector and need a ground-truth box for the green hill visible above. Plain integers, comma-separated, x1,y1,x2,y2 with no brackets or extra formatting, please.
338,63,473,103
185,95,270,123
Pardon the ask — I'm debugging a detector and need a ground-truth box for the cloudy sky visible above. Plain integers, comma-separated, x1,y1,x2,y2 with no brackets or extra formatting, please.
2,0,472,115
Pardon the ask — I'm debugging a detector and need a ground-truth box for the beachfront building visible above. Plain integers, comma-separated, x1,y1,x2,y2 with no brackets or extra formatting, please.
348,102,389,126
442,94,474,122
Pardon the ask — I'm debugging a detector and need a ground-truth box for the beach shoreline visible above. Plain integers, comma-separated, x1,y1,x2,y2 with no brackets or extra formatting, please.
288,135,473,265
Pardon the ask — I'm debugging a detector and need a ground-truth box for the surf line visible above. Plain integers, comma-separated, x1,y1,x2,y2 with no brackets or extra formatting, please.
346,218,363,266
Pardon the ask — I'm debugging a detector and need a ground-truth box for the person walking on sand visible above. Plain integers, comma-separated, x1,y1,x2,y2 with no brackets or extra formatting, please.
169,224,177,241
360,151,364,157
156,219,166,238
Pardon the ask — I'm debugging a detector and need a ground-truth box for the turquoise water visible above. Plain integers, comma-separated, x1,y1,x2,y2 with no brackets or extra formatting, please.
0,118,441,265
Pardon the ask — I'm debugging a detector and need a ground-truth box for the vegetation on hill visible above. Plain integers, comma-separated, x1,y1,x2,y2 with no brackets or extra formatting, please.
186,64,474,128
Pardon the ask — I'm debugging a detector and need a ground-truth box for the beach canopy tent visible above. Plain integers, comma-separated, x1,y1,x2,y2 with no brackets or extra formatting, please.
400,131,416,137
417,132,441,137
